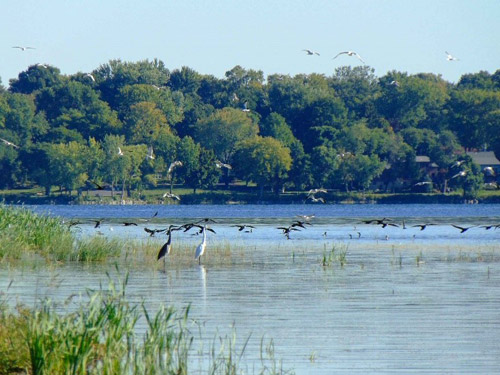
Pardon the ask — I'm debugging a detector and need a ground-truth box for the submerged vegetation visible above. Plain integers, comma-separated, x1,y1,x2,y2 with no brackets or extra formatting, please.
0,276,291,375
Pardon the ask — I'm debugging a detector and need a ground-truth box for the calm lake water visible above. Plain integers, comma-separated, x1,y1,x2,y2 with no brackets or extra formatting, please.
2,204,500,374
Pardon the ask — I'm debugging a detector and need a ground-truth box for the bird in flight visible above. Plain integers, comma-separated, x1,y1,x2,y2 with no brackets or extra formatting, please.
303,49,320,56
163,192,180,200
451,170,467,179
451,224,475,233
167,161,183,175
390,80,400,87
117,147,124,156
0,138,19,149
445,51,459,61
333,51,365,64
215,160,232,170
146,146,155,160
12,46,35,51
242,101,251,112
85,73,96,82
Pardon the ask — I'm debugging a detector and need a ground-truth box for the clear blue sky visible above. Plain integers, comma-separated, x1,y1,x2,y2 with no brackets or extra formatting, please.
2,0,499,86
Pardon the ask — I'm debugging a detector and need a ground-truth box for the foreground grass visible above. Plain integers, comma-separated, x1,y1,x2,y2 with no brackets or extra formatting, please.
0,276,291,375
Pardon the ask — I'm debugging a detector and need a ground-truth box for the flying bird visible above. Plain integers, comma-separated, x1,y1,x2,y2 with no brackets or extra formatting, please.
167,160,183,175
412,223,436,231
307,195,325,203
162,192,180,200
231,224,255,232
451,170,467,179
451,224,475,233
242,101,251,112
303,49,320,56
85,73,95,82
117,147,124,156
12,46,35,51
146,146,155,160
445,51,459,61
390,80,400,87
215,160,232,169
333,51,365,64
451,160,465,168
0,138,19,149
308,188,327,195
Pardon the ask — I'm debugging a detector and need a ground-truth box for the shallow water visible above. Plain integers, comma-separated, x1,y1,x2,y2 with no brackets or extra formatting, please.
2,204,500,373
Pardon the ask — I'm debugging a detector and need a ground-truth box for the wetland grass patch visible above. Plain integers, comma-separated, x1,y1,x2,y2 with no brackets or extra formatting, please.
0,277,292,375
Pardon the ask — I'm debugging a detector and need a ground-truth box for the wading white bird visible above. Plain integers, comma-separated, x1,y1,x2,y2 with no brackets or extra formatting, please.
303,49,320,56
12,46,35,51
194,226,207,264
0,138,19,149
445,51,459,61
333,51,365,64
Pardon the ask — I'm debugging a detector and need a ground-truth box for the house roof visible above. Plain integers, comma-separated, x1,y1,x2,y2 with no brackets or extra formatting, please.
466,151,500,166
415,155,430,163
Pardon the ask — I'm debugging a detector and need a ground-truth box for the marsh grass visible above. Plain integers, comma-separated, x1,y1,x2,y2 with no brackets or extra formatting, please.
321,243,348,268
0,276,291,375
0,205,73,262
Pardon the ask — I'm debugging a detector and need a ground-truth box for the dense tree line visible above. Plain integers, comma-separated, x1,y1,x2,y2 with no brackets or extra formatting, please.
1,60,499,198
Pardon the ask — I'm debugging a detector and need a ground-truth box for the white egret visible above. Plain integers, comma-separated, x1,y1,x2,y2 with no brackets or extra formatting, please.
333,51,365,64
194,226,207,264
117,147,124,156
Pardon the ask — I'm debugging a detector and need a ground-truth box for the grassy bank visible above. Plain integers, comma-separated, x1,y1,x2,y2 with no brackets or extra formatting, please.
2,186,500,205
0,205,123,263
0,276,290,375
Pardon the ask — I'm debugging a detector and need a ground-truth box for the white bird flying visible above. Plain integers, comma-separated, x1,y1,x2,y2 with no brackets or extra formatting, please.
308,188,327,195
117,147,124,156
445,51,459,61
12,46,35,51
0,138,19,149
242,101,251,112
333,51,365,64
146,146,155,160
85,73,95,82
167,161,183,175
163,192,180,200
390,80,400,87
303,49,320,56
215,160,232,169
451,170,467,179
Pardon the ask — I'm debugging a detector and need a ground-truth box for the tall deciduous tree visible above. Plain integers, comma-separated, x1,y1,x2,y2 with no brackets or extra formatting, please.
233,136,292,195
193,107,258,164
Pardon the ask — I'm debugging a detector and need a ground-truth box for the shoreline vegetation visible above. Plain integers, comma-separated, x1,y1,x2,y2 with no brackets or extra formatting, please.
2,186,500,205
0,274,290,375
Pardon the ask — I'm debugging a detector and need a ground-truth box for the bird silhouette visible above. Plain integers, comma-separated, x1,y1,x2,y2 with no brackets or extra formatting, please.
0,138,20,149
303,49,320,56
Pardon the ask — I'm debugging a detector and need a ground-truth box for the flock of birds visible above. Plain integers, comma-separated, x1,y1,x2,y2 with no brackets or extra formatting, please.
301,48,460,66
66,210,499,268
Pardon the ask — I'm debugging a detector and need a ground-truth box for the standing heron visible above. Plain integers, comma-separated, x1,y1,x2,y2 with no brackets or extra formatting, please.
194,225,207,264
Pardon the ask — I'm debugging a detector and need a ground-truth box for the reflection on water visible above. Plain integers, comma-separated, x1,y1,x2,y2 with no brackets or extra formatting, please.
2,204,500,374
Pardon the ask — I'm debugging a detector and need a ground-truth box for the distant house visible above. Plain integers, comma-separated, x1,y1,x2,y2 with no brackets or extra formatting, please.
466,151,500,182
415,155,439,178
